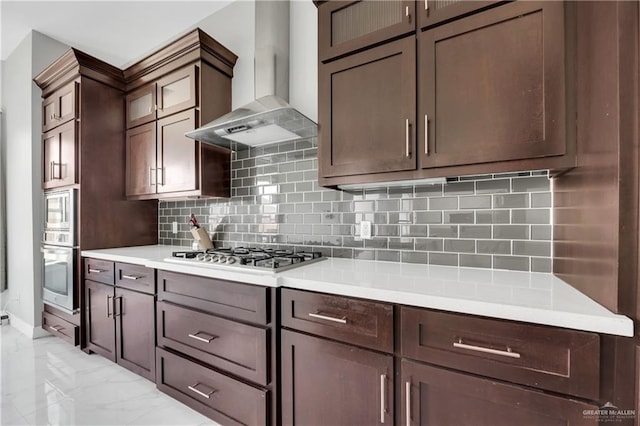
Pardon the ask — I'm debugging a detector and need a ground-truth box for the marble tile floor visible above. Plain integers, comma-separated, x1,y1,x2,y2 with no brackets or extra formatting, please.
1,325,219,426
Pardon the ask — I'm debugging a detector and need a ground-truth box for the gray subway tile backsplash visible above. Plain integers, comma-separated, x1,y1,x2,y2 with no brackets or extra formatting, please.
158,137,553,272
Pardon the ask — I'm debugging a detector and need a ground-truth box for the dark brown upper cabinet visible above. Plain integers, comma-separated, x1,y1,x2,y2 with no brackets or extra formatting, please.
319,36,416,178
125,122,156,197
42,120,77,189
156,65,197,118
42,81,77,132
156,109,198,194
419,1,568,169
417,0,498,30
125,84,156,129
125,66,197,130
123,29,237,200
319,0,415,62
316,1,575,188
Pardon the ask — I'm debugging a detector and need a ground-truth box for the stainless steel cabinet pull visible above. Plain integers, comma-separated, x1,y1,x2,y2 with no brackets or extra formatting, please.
380,374,387,423
50,325,63,331
188,383,215,399
406,381,411,426
149,167,156,186
113,296,123,317
188,332,217,343
308,312,348,324
50,161,54,180
106,295,112,318
424,115,429,155
405,119,410,157
405,5,410,21
453,338,521,359
121,274,140,280
425,0,429,11
88,268,104,274
157,167,165,186
50,162,61,180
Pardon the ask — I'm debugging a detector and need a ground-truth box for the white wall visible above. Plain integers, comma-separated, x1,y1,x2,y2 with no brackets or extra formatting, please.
195,0,318,121
0,31,68,337
290,0,318,122
196,0,256,110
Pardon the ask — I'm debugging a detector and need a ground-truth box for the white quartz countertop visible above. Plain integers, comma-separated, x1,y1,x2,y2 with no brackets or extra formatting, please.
82,245,634,337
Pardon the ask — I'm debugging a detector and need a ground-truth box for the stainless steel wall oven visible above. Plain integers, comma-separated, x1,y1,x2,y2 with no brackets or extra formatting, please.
42,188,77,314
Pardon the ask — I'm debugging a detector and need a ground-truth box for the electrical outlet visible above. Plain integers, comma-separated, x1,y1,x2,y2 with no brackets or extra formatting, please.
360,221,372,239
172,221,178,234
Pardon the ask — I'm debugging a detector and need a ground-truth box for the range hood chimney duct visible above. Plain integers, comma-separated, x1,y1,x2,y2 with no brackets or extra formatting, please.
185,0,317,150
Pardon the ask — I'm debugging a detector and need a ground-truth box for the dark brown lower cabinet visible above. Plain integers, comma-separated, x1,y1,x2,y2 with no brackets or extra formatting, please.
281,329,394,425
85,279,116,361
115,287,155,381
85,279,155,380
401,359,598,426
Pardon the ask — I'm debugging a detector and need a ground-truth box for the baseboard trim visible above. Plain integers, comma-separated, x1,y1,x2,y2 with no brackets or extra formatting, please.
7,313,50,339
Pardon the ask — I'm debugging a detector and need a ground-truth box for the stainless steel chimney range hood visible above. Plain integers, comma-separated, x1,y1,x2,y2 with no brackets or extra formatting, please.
185,95,316,150
185,0,317,151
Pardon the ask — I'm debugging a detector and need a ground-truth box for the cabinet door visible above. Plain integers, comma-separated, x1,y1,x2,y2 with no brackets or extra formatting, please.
125,83,156,129
42,120,77,189
125,122,157,196
417,1,497,30
42,81,77,132
319,36,416,178
156,65,197,119
115,287,155,381
419,1,566,169
85,280,115,362
319,0,415,62
157,109,198,194
401,359,598,426
282,330,393,425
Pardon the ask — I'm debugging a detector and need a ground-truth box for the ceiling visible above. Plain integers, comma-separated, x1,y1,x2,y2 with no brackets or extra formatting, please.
1,1,233,68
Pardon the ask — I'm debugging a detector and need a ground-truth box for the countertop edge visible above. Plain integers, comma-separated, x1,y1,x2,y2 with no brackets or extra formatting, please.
81,246,634,338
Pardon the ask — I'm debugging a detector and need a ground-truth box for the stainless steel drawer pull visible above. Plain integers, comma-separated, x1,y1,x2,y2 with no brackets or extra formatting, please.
88,268,104,274
188,332,217,343
380,374,387,423
121,274,141,280
188,383,216,399
453,338,521,359
405,381,411,426
50,325,63,331
308,312,348,324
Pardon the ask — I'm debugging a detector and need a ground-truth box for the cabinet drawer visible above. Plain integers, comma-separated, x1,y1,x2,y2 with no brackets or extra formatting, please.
156,347,268,426
84,258,115,285
281,288,393,353
400,307,600,400
42,311,79,345
115,263,155,294
157,270,269,324
157,301,269,385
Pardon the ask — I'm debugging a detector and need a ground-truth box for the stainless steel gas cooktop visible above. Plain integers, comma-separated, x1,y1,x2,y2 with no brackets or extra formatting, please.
163,247,325,273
